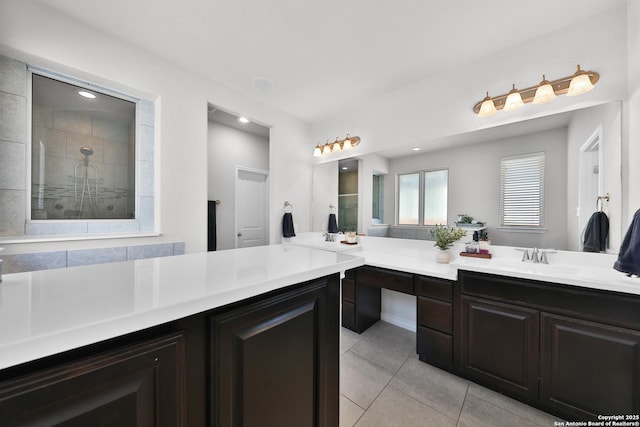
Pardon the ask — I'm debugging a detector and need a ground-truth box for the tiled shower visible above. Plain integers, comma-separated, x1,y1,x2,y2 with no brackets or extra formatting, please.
31,74,136,220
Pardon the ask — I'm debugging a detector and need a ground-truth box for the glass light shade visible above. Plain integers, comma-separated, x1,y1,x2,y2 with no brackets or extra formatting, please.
503,87,524,111
332,141,342,152
313,145,322,157
322,144,331,155
567,73,594,96
478,98,497,117
533,81,556,104
343,138,352,150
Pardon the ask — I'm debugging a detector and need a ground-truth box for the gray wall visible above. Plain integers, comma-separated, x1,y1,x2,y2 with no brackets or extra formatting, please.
207,121,269,250
387,127,569,249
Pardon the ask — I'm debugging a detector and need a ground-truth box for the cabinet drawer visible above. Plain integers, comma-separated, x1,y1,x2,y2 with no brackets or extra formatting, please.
417,276,452,302
417,326,453,369
357,266,414,295
418,296,452,334
342,278,355,303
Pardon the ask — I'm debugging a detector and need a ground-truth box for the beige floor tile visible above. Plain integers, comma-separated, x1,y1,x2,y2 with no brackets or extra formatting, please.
458,394,540,427
390,357,469,420
467,383,563,426
341,327,363,355
340,351,393,409
355,386,457,427
351,321,416,374
340,394,365,427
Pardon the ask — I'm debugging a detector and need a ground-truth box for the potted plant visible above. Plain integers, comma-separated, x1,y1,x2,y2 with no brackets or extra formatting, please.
430,225,467,263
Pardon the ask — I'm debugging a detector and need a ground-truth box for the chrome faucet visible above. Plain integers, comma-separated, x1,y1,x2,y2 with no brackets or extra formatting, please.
323,233,337,242
531,248,540,263
540,249,556,264
515,247,556,264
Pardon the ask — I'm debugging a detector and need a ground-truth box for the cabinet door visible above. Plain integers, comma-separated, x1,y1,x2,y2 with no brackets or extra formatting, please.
541,313,640,419
461,296,539,400
0,333,186,427
211,276,339,427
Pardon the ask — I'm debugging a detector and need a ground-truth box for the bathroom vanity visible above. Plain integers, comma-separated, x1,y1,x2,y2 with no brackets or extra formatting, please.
293,233,640,421
0,245,363,426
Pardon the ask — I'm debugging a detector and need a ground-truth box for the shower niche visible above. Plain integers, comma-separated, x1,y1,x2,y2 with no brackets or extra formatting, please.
30,73,136,220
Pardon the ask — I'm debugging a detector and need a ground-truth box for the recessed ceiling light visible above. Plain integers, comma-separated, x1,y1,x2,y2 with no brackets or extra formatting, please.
253,77,273,91
237,117,250,124
412,147,421,151
78,91,96,99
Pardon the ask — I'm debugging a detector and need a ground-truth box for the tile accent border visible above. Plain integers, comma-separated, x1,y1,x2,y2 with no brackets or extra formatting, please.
1,241,185,274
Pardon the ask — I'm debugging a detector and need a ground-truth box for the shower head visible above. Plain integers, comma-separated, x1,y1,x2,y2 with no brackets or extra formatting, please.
80,147,93,156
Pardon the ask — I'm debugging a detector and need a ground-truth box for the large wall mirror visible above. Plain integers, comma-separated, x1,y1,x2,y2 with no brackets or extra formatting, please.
312,101,622,254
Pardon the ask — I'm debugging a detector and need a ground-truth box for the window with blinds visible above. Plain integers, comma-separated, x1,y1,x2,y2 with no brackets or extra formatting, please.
500,153,545,227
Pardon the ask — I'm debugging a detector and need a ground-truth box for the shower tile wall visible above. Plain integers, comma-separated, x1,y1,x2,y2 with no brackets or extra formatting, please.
0,56,27,236
32,102,134,220
0,55,156,239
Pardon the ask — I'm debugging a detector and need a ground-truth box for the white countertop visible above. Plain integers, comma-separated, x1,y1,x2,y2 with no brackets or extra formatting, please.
0,244,363,371
291,233,640,295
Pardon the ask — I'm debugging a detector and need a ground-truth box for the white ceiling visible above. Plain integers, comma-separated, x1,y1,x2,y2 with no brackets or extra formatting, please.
36,0,626,124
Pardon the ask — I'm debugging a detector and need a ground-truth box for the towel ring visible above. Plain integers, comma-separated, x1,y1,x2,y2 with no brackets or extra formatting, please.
596,193,610,212
284,201,293,213
329,204,336,214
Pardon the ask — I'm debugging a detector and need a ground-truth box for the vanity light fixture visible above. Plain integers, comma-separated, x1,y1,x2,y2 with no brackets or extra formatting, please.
313,134,361,157
473,65,599,117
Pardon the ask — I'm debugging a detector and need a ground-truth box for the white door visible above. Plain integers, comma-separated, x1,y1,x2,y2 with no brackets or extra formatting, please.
236,168,269,248
578,127,602,246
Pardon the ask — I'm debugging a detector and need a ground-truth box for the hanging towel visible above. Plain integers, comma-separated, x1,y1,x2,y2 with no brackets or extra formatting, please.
328,213,338,233
282,212,296,238
582,211,609,252
207,200,217,251
614,209,640,276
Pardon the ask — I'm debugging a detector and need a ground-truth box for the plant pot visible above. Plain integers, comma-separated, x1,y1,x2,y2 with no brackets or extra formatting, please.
436,249,450,264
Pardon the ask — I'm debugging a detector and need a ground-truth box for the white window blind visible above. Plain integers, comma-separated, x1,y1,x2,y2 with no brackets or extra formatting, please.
500,153,545,227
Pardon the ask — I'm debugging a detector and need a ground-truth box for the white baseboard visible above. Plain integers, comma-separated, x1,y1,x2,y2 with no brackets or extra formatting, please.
380,312,416,332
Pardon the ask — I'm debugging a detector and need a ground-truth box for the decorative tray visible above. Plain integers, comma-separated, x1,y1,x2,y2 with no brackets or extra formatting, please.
459,252,492,259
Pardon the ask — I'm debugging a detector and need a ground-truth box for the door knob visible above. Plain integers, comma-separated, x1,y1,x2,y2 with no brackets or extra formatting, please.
237,232,242,237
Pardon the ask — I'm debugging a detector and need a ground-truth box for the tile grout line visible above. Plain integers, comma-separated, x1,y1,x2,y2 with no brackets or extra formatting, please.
340,393,367,427
386,382,461,425
455,383,470,426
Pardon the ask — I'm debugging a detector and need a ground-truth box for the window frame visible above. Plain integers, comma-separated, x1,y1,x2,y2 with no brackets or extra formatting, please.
499,152,546,231
21,66,156,240
396,168,449,227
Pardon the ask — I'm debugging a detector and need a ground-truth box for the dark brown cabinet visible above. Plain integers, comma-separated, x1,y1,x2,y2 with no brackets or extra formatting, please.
0,332,187,427
460,296,539,401
459,270,640,421
210,278,339,427
540,313,640,419
0,274,340,427
416,275,454,369
341,267,382,333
